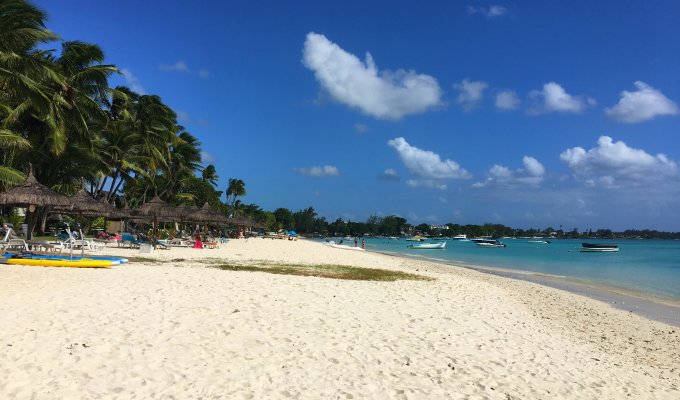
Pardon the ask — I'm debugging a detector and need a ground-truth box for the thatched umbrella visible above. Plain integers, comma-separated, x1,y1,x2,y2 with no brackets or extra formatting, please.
194,202,228,225
177,204,201,223
0,169,72,210
52,189,106,216
131,196,181,247
228,216,260,228
0,168,72,239
99,199,130,221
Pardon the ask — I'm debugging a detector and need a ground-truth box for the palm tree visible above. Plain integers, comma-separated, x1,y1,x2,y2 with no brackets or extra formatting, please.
0,0,57,186
201,164,218,187
226,178,246,216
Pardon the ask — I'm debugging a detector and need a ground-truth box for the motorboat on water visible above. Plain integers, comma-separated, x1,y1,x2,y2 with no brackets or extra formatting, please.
405,236,426,242
408,242,446,249
580,243,619,252
451,234,469,241
474,239,506,248
528,239,551,244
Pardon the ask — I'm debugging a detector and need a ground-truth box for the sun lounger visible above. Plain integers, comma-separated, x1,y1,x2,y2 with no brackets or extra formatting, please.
5,239,29,251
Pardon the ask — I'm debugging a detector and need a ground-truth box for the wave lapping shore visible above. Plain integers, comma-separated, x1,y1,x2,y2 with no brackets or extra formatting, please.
1,239,678,399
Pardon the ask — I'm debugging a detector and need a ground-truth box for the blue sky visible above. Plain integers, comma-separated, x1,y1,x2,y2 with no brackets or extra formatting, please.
34,1,680,230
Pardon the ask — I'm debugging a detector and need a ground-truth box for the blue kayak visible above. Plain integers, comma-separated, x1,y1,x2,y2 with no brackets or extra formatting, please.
2,253,128,264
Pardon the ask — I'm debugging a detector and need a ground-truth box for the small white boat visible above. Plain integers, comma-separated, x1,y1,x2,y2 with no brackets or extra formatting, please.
580,243,619,252
325,242,365,251
388,236,399,240
452,234,468,240
405,236,425,242
408,242,446,249
475,239,506,248
528,239,551,244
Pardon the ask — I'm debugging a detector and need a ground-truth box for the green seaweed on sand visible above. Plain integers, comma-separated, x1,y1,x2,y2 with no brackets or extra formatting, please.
209,263,432,281
121,256,162,264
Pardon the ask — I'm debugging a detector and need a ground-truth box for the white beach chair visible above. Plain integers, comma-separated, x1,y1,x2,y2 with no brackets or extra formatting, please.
5,239,29,251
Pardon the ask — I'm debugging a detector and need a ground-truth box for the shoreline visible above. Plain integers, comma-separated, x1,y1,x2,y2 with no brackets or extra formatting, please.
367,246,680,327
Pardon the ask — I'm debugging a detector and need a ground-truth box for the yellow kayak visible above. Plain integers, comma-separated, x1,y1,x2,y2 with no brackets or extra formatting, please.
4,258,113,268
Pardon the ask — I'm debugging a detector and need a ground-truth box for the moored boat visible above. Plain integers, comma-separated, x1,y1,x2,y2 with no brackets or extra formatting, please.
580,243,619,252
451,234,469,241
475,239,506,248
407,242,446,249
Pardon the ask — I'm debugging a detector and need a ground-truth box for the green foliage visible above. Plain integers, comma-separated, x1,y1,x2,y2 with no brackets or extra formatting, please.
0,209,24,227
273,207,295,230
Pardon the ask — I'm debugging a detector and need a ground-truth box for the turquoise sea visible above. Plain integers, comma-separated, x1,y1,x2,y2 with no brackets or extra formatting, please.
324,238,680,302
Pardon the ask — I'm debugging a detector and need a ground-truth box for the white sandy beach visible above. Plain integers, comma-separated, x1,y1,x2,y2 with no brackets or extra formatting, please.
1,238,678,399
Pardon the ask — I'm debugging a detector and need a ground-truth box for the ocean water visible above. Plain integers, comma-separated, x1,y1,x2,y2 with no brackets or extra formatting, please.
325,238,680,302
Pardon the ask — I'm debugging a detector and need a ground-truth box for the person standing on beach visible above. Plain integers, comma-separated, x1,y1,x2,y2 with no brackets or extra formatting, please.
354,238,358,247
361,239,366,249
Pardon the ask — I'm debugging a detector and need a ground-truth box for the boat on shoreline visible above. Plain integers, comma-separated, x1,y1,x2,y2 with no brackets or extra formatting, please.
408,242,446,249
580,243,619,252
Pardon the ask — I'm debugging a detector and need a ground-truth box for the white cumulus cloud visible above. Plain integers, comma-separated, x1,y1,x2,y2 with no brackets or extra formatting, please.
528,82,595,114
605,81,679,123
455,79,488,111
560,136,678,187
473,156,545,188
302,32,443,120
495,90,520,110
293,165,340,177
388,137,470,190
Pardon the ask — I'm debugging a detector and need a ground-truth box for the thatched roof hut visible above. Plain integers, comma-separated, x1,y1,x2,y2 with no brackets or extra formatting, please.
0,169,72,209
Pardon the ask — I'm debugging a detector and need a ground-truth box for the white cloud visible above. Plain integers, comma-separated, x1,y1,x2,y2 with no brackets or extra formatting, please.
378,168,400,181
406,179,448,190
198,69,211,78
302,32,443,120
455,79,488,111
354,123,369,134
293,165,340,177
120,68,146,94
201,151,215,164
495,90,520,110
160,60,191,73
560,136,678,187
388,137,470,190
176,111,191,122
468,5,508,18
528,82,595,114
473,156,545,188
605,81,679,123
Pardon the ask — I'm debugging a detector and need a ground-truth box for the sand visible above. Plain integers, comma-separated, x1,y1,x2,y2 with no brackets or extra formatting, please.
1,238,678,399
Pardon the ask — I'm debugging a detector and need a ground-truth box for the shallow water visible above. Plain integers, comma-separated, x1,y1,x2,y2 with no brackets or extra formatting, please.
326,238,680,302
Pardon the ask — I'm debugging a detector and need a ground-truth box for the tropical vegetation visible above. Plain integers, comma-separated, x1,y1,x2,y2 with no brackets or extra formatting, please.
0,0,237,235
